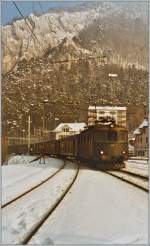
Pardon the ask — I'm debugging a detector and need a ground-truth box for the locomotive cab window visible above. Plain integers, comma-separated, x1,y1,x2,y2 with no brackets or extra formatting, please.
95,131,107,141
108,131,117,141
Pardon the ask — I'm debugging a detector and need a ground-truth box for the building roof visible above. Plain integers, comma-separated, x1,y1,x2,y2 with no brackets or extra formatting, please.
53,123,87,132
133,128,141,135
88,105,126,111
133,119,148,135
129,143,134,150
138,119,148,129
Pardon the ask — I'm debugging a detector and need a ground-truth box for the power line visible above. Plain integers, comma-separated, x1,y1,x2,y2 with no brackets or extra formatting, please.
38,1,44,14
12,2,107,64
49,55,107,64
12,1,46,54
38,1,56,34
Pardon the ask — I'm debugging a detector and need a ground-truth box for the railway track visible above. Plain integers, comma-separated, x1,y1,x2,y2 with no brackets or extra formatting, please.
2,159,66,208
106,169,148,192
2,161,79,245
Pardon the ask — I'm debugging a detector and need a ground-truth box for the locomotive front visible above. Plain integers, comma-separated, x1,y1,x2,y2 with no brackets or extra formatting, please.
93,124,128,169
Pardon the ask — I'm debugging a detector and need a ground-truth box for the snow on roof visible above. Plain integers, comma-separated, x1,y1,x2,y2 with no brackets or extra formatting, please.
53,123,87,132
133,128,141,135
138,119,148,129
129,144,134,149
88,105,126,111
134,119,148,135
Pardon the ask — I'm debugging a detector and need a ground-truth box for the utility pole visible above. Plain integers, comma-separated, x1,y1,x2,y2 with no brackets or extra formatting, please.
94,102,97,123
108,73,118,104
42,99,49,140
27,103,34,153
108,73,118,122
28,115,31,153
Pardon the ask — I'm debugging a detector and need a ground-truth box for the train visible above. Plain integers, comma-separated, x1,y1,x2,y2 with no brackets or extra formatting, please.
30,119,128,170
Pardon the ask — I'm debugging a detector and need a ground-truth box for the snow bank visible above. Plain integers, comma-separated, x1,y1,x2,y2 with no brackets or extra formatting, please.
7,155,36,165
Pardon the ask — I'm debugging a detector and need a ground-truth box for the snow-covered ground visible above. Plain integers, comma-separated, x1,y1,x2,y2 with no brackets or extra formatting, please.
130,157,148,161
127,159,148,165
125,160,148,177
29,167,148,244
2,156,148,244
2,160,78,244
2,156,64,205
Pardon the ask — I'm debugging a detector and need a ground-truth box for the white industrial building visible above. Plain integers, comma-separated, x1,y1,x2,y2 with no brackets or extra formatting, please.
53,123,87,140
88,105,127,127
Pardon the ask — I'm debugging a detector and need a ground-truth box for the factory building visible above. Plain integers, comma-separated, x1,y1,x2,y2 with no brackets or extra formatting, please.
88,105,127,127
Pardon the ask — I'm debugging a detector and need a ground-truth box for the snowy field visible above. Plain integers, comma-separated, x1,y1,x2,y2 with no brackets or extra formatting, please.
2,155,64,205
29,167,148,244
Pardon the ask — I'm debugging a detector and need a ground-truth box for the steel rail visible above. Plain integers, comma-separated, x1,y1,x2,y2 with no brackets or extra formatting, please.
2,159,66,208
21,161,79,244
106,169,148,192
120,169,148,179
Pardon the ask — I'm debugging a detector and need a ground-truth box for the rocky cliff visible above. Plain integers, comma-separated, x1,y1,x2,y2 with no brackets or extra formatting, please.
2,1,148,74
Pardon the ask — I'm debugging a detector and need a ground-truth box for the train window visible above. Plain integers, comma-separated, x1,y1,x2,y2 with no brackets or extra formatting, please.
95,132,106,141
99,111,105,114
108,131,117,141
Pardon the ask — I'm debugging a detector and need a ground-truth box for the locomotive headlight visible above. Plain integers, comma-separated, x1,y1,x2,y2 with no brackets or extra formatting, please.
122,151,126,154
110,124,114,128
100,150,104,155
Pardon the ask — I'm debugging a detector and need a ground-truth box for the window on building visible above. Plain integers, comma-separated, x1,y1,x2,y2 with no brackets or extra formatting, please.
119,111,126,114
99,116,104,121
146,137,148,143
89,109,96,114
62,126,69,132
110,111,116,115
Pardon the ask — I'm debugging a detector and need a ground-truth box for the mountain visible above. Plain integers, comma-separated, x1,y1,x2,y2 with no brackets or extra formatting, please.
2,1,148,74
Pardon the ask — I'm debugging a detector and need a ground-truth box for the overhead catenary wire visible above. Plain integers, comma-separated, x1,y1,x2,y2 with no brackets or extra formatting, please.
38,1,44,14
12,1,46,54
38,1,56,33
49,55,107,64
